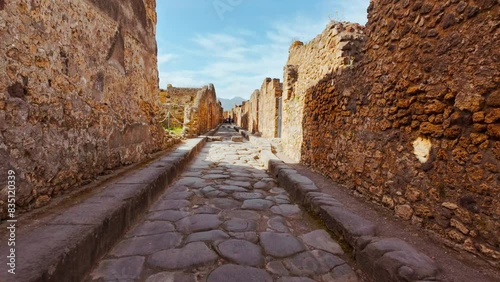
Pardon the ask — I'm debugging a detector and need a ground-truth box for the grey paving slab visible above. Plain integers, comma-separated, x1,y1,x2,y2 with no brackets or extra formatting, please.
216,239,264,266
185,230,230,243
148,242,219,270
300,229,344,255
260,232,306,258
110,233,182,257
126,221,176,237
241,199,274,210
207,264,273,282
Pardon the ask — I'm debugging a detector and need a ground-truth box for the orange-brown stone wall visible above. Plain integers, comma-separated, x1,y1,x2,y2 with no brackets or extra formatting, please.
302,0,499,262
0,0,171,216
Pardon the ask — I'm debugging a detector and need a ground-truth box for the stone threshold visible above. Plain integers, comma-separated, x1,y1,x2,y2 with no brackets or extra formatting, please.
0,128,220,282
245,132,440,282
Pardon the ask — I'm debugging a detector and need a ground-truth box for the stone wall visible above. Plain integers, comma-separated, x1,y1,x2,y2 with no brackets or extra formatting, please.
160,85,199,129
183,84,223,136
258,78,283,138
281,22,365,161
247,90,260,134
238,101,249,129
0,0,171,216
301,1,499,262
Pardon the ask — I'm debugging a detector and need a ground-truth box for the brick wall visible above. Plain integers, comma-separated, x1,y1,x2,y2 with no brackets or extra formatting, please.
0,0,172,216
302,1,499,262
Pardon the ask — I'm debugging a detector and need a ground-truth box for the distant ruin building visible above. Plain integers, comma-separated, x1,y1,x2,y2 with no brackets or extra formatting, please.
160,84,223,136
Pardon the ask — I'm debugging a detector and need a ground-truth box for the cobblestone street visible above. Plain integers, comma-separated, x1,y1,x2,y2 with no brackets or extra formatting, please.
86,126,360,282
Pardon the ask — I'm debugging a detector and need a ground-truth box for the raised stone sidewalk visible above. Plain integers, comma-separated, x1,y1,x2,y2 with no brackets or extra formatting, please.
0,136,209,282
248,131,441,282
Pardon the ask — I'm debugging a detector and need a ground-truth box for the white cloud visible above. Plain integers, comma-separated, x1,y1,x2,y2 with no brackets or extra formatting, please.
158,2,369,100
157,53,177,65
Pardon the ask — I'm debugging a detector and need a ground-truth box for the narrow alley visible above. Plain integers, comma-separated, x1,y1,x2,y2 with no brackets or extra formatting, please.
86,126,362,282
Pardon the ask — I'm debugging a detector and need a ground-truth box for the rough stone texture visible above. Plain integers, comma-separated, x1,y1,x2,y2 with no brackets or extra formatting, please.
242,1,500,262
207,264,273,282
300,229,344,255
216,239,264,266
161,84,223,136
260,232,306,258
356,237,439,281
299,2,500,262
148,242,218,270
91,256,145,281
258,78,283,138
0,0,177,217
282,22,366,162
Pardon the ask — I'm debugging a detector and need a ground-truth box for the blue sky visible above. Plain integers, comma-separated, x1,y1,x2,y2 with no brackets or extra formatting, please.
156,0,370,100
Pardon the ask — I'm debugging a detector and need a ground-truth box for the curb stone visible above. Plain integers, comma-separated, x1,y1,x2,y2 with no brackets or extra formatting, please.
0,137,208,282
243,131,440,282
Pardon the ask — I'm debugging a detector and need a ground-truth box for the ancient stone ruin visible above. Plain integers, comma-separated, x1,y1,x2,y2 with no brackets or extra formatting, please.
0,0,222,217
160,84,223,136
232,1,499,263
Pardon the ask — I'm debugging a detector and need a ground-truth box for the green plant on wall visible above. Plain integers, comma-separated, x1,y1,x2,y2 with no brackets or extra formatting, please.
164,126,183,135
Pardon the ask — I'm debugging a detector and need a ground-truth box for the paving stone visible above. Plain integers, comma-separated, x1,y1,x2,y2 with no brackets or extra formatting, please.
231,172,251,178
193,206,220,214
91,256,145,280
146,272,196,282
254,181,272,190
222,218,257,232
266,261,290,276
321,264,359,282
267,216,290,233
252,172,270,179
127,221,175,237
204,190,229,198
111,233,182,257
218,185,249,192
148,242,218,270
242,199,274,210
277,277,316,282
231,136,244,142
229,232,259,243
185,230,230,243
300,229,344,255
283,250,345,276
223,210,261,220
319,206,377,245
204,174,230,180
147,210,190,222
271,204,301,216
150,200,190,211
217,239,264,266
356,237,438,281
210,198,241,209
270,187,287,194
207,264,273,282
176,177,206,186
162,191,194,200
260,232,306,258
175,214,222,234
224,180,252,189
233,192,264,200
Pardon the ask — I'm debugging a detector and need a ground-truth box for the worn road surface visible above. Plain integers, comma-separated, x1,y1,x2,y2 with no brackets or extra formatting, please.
85,126,362,282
